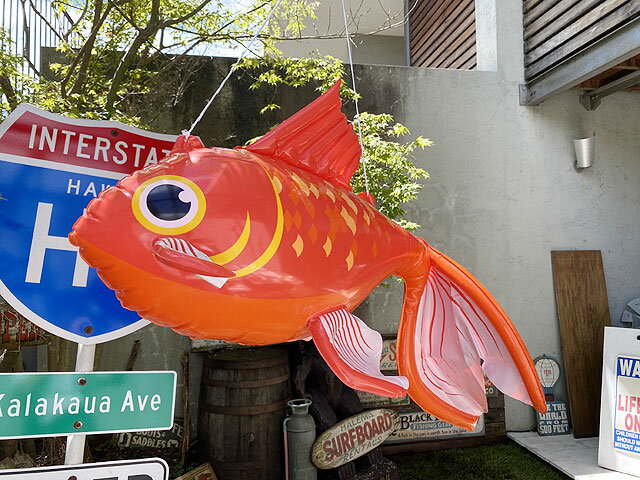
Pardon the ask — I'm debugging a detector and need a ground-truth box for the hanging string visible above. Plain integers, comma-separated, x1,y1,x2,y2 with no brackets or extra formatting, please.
339,0,370,195
185,0,285,136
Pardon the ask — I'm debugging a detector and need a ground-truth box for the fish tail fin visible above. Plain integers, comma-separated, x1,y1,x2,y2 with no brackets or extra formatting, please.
396,240,546,431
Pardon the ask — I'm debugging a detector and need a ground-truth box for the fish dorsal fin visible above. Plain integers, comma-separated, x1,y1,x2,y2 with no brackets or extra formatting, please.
244,80,362,190
171,135,205,154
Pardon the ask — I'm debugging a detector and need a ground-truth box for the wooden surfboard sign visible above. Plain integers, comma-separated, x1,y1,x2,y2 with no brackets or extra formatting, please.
311,409,397,469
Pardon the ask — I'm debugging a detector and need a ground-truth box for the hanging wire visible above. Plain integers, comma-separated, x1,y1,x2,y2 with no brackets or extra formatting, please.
339,0,370,195
185,0,285,136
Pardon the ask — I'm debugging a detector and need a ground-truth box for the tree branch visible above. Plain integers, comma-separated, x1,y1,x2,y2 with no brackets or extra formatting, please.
104,0,161,115
161,0,213,28
61,1,113,96
0,74,18,110
69,0,114,95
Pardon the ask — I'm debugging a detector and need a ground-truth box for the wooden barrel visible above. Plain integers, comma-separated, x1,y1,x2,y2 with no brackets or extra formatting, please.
198,347,290,480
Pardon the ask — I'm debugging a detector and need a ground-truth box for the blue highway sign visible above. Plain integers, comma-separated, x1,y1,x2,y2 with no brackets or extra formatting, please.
0,104,178,343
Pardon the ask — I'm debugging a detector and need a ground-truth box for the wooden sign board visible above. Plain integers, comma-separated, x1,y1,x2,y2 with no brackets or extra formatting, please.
116,420,184,449
0,300,48,347
385,411,485,444
357,390,410,409
175,463,217,480
312,409,397,469
379,338,398,371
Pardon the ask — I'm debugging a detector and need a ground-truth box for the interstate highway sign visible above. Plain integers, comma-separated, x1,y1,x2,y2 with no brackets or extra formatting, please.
0,458,169,479
0,371,176,439
0,104,179,343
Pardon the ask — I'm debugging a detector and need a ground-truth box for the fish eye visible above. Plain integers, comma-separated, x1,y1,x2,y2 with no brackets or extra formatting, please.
132,175,206,235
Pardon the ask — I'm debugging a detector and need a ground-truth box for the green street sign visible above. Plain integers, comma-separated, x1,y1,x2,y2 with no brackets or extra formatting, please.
0,371,176,439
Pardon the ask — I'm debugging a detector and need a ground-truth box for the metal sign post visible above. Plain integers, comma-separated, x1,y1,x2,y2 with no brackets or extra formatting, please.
64,343,96,465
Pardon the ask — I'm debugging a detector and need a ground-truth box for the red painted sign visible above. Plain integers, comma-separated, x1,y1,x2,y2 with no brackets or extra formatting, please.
0,106,177,177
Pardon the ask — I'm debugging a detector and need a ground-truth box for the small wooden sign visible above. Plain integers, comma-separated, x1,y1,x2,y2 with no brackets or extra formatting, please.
116,420,184,449
356,390,410,408
312,409,397,469
385,411,485,444
379,338,397,371
174,463,217,480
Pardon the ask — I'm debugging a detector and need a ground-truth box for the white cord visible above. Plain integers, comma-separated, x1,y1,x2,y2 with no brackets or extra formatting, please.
186,0,285,136
340,0,370,195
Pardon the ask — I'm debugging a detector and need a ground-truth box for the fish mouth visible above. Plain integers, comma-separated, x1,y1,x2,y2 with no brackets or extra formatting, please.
152,238,235,288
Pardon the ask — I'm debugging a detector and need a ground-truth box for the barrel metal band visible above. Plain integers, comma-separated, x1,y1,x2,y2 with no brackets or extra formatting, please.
203,356,288,369
214,458,279,470
203,373,289,388
204,399,287,415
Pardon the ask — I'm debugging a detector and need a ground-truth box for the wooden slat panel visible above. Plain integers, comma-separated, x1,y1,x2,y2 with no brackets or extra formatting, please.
525,1,640,78
433,24,476,68
409,0,453,48
526,0,632,65
413,2,475,67
408,0,440,45
449,43,476,69
551,250,610,438
524,0,582,38
460,59,477,70
410,0,463,50
524,0,549,14
411,0,470,61
524,0,564,27
525,0,606,52
440,29,476,68
410,0,477,70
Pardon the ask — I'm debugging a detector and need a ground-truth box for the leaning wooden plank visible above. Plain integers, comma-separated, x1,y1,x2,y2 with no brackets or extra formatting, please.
413,2,475,67
525,1,640,78
525,0,606,51
551,250,610,438
526,0,634,67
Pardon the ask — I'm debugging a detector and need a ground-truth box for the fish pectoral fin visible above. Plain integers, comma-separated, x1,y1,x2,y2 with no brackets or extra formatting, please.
307,307,409,398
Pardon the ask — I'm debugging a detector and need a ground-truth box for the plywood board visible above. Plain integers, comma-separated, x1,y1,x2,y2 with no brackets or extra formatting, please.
551,250,611,438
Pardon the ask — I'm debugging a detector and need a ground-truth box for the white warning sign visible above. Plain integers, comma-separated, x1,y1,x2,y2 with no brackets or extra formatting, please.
614,355,640,456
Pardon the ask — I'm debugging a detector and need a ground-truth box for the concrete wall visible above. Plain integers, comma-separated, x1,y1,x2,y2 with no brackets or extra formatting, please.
277,0,405,66
357,64,640,431
279,34,406,66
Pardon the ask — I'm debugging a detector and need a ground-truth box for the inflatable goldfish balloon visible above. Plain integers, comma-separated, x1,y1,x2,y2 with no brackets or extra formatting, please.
70,81,545,430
